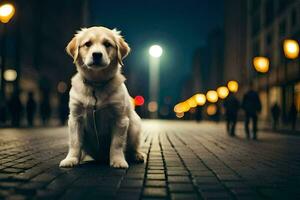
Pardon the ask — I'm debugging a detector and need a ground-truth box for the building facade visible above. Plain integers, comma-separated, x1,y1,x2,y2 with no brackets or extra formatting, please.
246,0,300,121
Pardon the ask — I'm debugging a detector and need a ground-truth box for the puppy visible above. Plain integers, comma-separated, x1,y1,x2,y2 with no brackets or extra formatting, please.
59,26,144,169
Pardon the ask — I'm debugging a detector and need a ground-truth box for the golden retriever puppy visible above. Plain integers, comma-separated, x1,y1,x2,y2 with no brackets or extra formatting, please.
59,26,144,168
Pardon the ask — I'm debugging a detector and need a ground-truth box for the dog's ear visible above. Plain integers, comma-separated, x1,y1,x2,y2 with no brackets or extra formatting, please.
66,36,79,63
113,29,130,66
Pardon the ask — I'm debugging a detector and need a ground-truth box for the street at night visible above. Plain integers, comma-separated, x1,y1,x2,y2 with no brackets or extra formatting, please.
0,120,299,200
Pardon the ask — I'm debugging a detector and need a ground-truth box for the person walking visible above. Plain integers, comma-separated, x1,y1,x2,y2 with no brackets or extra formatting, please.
26,92,37,127
271,103,280,130
289,102,297,130
223,93,240,136
242,83,262,140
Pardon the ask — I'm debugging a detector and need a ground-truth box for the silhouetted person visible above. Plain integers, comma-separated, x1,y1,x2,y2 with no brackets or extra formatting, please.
289,102,297,130
8,92,23,127
26,92,37,127
224,93,240,136
195,106,203,122
58,92,69,125
40,93,51,126
242,83,261,140
271,103,280,130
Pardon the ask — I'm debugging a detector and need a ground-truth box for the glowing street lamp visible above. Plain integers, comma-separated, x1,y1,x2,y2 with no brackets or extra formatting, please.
283,39,299,59
0,3,15,98
186,97,197,108
253,56,269,73
194,93,206,106
217,86,229,99
148,44,163,118
0,3,15,23
3,69,17,82
227,80,238,93
207,104,217,116
206,90,218,103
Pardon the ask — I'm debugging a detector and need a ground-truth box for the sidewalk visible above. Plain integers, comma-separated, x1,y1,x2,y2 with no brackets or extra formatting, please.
0,120,300,199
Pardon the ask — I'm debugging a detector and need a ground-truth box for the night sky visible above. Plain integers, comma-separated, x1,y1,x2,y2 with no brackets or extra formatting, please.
90,0,224,103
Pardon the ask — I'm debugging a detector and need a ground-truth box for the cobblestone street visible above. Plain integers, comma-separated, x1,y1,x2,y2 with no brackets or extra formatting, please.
0,120,299,200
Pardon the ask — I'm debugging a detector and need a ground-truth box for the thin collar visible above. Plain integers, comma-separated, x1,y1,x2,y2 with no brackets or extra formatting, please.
82,77,114,88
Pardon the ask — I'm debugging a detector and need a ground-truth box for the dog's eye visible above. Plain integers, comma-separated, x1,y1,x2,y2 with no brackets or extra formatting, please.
103,41,112,48
84,41,92,47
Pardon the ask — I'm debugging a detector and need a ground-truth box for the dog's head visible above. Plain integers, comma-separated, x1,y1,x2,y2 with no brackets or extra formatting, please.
66,26,130,81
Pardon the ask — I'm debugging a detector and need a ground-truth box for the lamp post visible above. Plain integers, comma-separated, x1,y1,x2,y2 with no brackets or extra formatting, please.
227,80,239,93
282,39,299,122
0,3,15,98
148,44,163,118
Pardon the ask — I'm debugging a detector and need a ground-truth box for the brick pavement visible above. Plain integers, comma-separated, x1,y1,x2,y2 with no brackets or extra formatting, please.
0,120,299,200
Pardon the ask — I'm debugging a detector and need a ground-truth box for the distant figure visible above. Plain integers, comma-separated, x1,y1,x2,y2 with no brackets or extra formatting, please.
8,91,23,127
195,106,203,122
58,92,69,126
223,93,240,136
289,102,297,130
271,103,280,130
40,92,51,126
26,92,37,127
242,83,261,140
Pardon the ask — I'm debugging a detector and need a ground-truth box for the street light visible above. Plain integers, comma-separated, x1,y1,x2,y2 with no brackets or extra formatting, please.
227,80,239,93
206,90,218,103
0,3,15,23
148,44,163,118
0,3,15,100
217,86,229,99
253,56,269,73
283,39,299,59
3,69,17,82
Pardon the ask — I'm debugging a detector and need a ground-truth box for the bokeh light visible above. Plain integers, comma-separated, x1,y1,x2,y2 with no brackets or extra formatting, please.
0,3,15,23
134,96,145,106
207,104,217,116
227,80,239,93
283,39,299,59
217,86,229,99
4,69,17,81
57,81,68,93
194,93,206,106
253,56,269,73
148,101,158,112
206,90,218,103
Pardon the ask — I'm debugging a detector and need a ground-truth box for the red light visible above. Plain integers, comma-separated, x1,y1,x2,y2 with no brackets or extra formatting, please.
134,96,144,106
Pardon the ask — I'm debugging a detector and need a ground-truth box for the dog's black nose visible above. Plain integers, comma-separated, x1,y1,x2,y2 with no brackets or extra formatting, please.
92,52,103,62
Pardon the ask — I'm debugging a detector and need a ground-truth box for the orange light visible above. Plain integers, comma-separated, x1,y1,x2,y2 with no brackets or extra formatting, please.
148,101,158,112
186,97,197,108
253,57,269,73
283,39,299,59
194,93,206,106
134,96,144,106
206,90,218,103
0,3,15,23
227,80,239,93
176,112,184,118
57,81,67,93
217,86,229,99
174,102,190,113
207,104,217,116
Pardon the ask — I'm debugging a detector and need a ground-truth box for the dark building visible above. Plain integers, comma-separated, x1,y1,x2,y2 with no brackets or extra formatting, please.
245,0,300,121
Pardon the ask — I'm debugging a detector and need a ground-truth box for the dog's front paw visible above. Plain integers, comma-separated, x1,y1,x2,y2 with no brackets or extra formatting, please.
59,157,79,168
110,158,129,169
133,152,145,163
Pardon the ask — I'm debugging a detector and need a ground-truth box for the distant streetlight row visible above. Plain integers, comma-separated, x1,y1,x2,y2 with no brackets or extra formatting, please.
174,80,239,118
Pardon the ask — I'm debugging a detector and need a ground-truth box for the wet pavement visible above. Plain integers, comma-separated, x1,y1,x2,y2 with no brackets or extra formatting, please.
0,120,299,200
